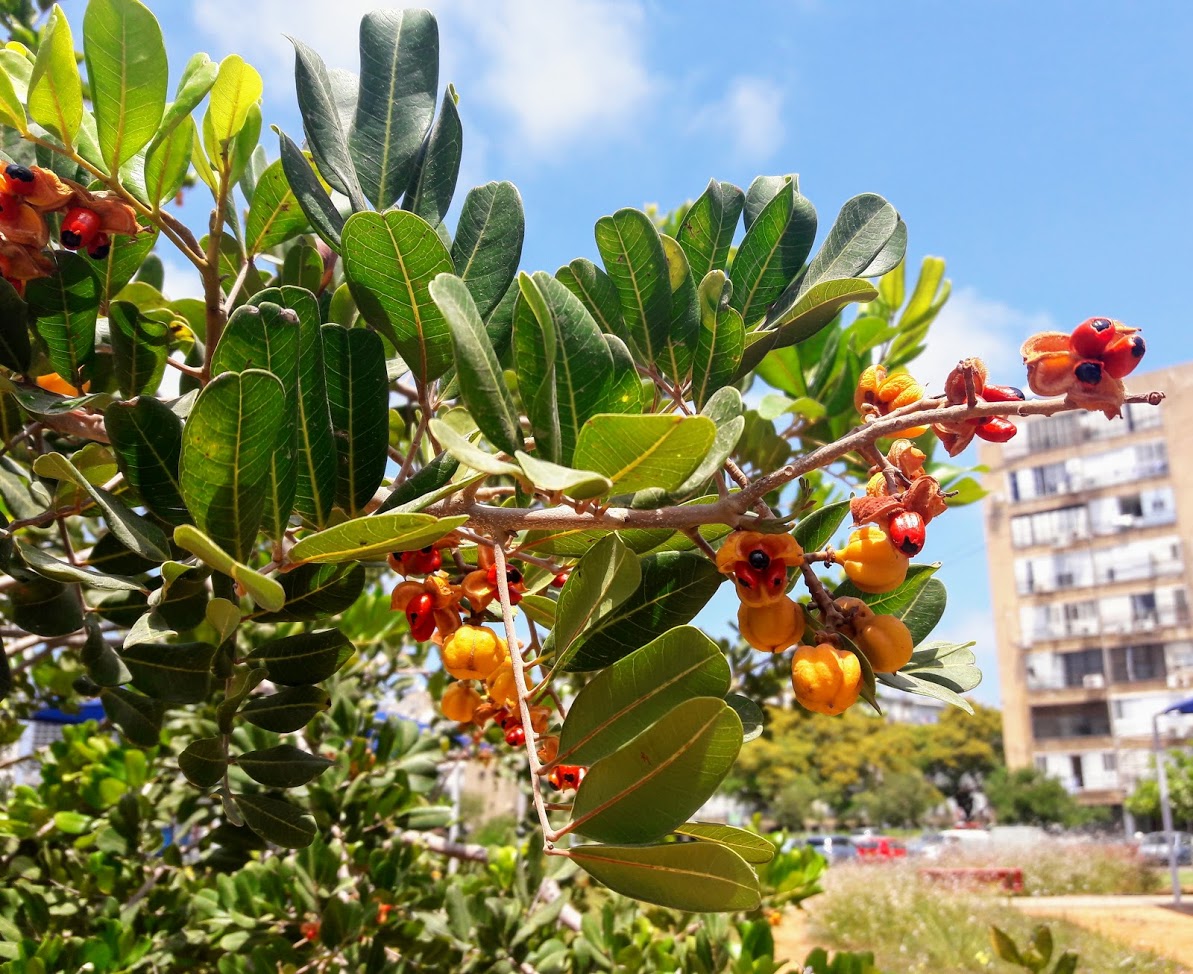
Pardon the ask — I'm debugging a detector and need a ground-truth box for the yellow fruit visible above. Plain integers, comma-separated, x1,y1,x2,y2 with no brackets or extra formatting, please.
857,614,914,673
738,596,804,652
838,526,909,594
832,596,875,639
441,625,508,680
486,661,517,707
791,643,862,716
440,682,482,722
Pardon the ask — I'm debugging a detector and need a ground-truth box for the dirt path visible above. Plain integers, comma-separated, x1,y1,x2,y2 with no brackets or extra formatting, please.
770,908,817,970
1011,895,1193,971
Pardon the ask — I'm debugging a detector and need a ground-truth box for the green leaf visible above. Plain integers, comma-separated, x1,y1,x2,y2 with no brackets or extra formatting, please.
569,696,742,844
793,501,850,553
256,563,366,622
245,160,310,254
238,745,334,788
430,418,520,476
27,252,100,383
144,52,217,162
989,927,1024,966
7,572,83,635
28,5,81,145
172,524,286,612
377,451,458,513
179,369,287,561
547,535,640,672
404,83,461,227
558,625,729,767
572,414,716,495
678,179,744,278
433,273,523,455
569,842,760,913
349,8,438,209
673,823,776,865
730,180,817,327
659,234,699,388
514,451,612,499
105,398,188,526
208,55,262,150
233,793,316,848
692,270,744,410
512,273,560,463
99,686,164,746
321,325,388,515
276,128,343,249
341,209,455,383
0,60,28,134
860,216,907,279
179,737,226,788
594,208,671,362
239,685,330,733
451,180,526,319
18,541,144,593
556,258,630,349
84,220,159,304
878,641,981,714
84,0,168,169
763,277,880,343
565,551,723,671
108,302,169,397
249,287,337,528
835,565,945,646
1052,953,1078,974
666,387,744,501
744,175,793,227
247,629,355,686
287,512,468,566
288,35,367,210
790,193,900,300
32,452,169,562
80,615,131,685
725,692,765,742
144,115,193,204
0,278,31,372
119,640,215,704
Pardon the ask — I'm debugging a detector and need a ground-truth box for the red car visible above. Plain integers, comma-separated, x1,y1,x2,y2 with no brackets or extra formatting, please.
853,836,908,860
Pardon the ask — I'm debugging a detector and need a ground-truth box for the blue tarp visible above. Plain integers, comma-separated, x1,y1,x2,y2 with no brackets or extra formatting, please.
1166,698,1193,715
30,700,105,724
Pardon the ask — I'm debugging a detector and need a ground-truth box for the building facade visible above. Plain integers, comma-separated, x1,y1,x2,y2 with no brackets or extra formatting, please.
979,363,1193,816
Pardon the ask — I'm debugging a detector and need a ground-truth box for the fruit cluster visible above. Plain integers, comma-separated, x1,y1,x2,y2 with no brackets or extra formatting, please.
932,358,1025,456
0,164,142,294
854,364,930,437
1022,317,1145,417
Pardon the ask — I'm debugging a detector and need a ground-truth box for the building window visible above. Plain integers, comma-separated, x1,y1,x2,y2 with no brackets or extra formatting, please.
1031,702,1111,739
1110,644,1166,683
1103,753,1117,772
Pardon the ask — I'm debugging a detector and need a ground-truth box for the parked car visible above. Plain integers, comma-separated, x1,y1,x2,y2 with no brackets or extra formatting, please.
803,834,858,861
1137,831,1193,865
907,831,946,860
853,836,908,860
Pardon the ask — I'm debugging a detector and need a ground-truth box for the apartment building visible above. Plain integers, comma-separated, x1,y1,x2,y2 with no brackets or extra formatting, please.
979,363,1193,816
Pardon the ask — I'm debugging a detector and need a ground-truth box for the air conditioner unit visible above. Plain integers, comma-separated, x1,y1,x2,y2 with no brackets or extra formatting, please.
1083,674,1106,689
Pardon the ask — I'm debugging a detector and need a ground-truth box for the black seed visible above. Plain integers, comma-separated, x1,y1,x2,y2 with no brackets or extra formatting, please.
747,549,770,570
1074,361,1102,385
1091,317,1112,332
5,164,32,183
61,229,83,248
1131,337,1146,358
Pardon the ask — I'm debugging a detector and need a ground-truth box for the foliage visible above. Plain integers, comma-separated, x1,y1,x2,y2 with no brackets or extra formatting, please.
989,925,1078,974
948,842,1160,897
1126,749,1193,830
985,768,1102,829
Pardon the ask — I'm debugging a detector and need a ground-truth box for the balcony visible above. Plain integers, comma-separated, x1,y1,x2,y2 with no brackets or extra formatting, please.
1031,702,1112,741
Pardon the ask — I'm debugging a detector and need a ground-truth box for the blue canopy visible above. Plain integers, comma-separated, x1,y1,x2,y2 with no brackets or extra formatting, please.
1166,698,1193,715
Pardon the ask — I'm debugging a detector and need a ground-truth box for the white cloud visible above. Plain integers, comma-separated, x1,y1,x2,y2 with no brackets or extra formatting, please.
690,76,786,163
189,0,657,157
911,286,1056,394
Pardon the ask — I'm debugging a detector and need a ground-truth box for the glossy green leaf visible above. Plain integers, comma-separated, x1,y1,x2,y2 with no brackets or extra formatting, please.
349,9,438,210
595,208,671,361
118,641,215,704
238,745,334,788
289,35,367,210
404,83,462,227
27,252,100,382
558,626,729,767
105,397,188,526
108,302,169,397
33,452,169,562
84,220,159,303
79,615,131,685
246,628,355,686
179,369,286,561
28,5,82,145
0,278,31,372
239,685,330,733
18,541,144,593
569,697,742,844
341,209,455,383
430,419,520,476
665,387,744,501
245,160,309,254
179,737,226,788
286,512,468,565
144,52,217,162
321,324,388,515
678,179,744,278
208,54,262,152
451,180,525,319
84,0,168,169
744,174,793,227
249,287,337,528
233,793,316,848
99,686,164,747
546,534,640,670
377,451,458,513
673,823,776,865
172,524,286,612
659,234,699,389
793,501,850,553
569,842,760,913
565,551,724,671
725,692,765,742
691,270,743,409
8,572,83,635
860,216,907,278
730,180,817,327
276,128,343,249
602,333,643,413
0,60,28,134
432,273,523,455
256,563,366,622
556,257,630,348
572,414,715,495
765,277,880,343
511,273,560,463
791,193,900,300
144,112,193,205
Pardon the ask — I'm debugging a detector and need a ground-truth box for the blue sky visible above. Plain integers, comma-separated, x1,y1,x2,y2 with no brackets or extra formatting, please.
127,0,1193,706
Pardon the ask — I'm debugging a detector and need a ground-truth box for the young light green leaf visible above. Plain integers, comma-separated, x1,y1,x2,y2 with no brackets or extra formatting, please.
569,841,760,913
172,526,286,614
673,823,776,865
691,270,743,409
245,159,310,254
514,452,611,500
285,512,469,566
0,61,28,134
569,696,742,844
145,52,218,159
430,418,521,477
28,5,81,145
557,625,729,767
144,113,194,205
208,54,262,149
